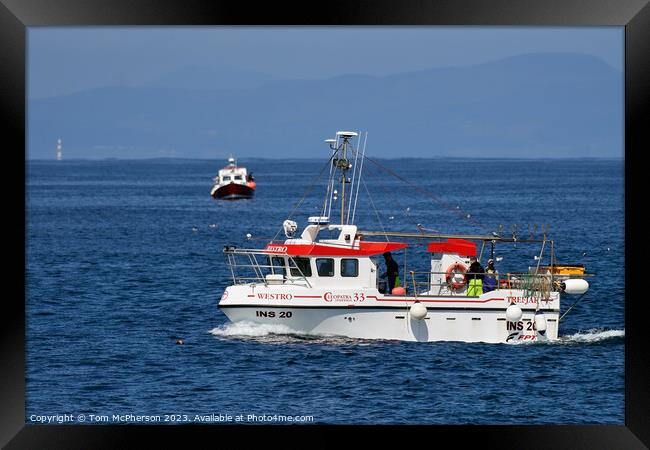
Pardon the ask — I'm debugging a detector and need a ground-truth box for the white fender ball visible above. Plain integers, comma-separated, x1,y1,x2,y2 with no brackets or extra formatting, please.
534,312,547,335
506,303,523,322
410,302,428,320
561,279,589,295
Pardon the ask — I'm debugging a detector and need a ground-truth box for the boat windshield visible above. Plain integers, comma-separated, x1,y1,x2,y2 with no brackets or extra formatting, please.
290,257,312,277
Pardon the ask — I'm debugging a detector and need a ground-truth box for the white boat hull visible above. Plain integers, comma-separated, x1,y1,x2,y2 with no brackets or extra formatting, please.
218,287,559,343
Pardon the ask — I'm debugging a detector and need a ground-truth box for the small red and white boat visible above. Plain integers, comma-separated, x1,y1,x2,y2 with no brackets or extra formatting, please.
218,131,590,343
211,156,256,200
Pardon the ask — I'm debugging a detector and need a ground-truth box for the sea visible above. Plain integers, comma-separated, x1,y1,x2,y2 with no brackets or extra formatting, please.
26,157,624,425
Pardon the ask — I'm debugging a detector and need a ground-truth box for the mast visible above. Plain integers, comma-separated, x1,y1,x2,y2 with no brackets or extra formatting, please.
326,131,357,225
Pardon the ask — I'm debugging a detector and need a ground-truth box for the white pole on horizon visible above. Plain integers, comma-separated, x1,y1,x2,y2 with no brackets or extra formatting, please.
56,138,63,161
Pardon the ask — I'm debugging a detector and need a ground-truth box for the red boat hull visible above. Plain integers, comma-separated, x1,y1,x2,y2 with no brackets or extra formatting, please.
212,183,255,200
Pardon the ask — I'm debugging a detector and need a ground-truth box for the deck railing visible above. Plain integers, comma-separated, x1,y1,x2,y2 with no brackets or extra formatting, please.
392,270,565,299
223,246,312,288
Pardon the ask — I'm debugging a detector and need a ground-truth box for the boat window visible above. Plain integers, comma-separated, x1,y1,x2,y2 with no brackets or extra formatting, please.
341,258,358,277
234,175,243,180
223,176,231,181
316,258,334,277
290,257,312,277
271,256,286,276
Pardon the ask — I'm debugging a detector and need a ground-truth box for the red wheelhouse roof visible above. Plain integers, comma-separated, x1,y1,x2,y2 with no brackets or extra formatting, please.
264,241,408,257
426,238,476,257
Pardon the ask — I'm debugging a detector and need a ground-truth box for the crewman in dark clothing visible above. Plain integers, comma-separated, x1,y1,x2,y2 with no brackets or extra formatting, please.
483,258,498,292
381,252,400,294
466,256,485,296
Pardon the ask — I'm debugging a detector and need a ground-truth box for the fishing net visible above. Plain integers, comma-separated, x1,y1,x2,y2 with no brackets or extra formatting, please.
520,273,552,301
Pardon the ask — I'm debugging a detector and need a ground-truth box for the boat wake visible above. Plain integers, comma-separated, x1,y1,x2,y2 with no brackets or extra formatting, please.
210,321,296,338
208,321,364,345
557,328,625,345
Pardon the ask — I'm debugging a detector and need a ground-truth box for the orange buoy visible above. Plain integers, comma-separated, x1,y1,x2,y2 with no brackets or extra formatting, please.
391,286,406,295
445,262,467,291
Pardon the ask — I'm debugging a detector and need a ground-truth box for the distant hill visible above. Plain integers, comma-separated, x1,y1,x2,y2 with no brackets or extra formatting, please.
140,65,279,91
28,52,622,159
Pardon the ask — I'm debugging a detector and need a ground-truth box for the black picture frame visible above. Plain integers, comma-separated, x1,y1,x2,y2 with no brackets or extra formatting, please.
2,0,648,448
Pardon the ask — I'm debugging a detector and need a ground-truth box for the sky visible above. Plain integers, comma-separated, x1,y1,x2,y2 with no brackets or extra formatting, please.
28,27,623,99
27,27,623,159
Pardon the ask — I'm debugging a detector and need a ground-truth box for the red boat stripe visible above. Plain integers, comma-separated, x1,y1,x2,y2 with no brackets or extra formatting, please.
374,297,504,303
264,241,408,257
368,295,504,302
294,295,322,298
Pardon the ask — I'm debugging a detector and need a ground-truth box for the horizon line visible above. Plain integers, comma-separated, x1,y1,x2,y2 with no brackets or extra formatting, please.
26,155,625,162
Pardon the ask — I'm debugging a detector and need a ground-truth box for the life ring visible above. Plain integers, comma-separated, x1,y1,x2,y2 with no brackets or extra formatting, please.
445,262,467,291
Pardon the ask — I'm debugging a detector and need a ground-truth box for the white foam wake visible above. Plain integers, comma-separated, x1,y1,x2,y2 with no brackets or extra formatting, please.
559,328,624,344
209,321,296,337
208,321,364,345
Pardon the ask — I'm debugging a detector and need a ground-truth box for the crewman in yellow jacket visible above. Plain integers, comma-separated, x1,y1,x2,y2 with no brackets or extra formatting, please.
466,256,485,297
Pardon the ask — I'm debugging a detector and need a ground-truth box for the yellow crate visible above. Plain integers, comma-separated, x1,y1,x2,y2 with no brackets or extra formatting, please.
539,265,585,275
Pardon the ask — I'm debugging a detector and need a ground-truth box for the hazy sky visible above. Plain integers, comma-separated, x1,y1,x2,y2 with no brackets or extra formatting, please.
28,26,623,99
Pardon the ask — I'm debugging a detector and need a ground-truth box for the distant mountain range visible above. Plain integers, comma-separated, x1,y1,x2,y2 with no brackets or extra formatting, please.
28,52,622,159
139,65,279,91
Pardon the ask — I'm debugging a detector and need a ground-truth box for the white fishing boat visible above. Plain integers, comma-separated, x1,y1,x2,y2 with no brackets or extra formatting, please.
218,131,590,343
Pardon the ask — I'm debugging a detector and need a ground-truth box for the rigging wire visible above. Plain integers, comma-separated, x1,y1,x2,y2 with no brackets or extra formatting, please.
361,177,390,242
360,155,491,233
272,134,489,245
347,143,429,236
270,151,338,243
350,131,368,224
320,147,337,219
368,169,423,234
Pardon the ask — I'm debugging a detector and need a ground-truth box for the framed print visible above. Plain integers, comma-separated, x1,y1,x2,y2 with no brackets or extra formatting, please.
2,0,649,448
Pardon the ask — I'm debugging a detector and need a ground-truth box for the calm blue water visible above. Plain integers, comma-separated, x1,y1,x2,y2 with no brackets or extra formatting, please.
26,158,624,424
